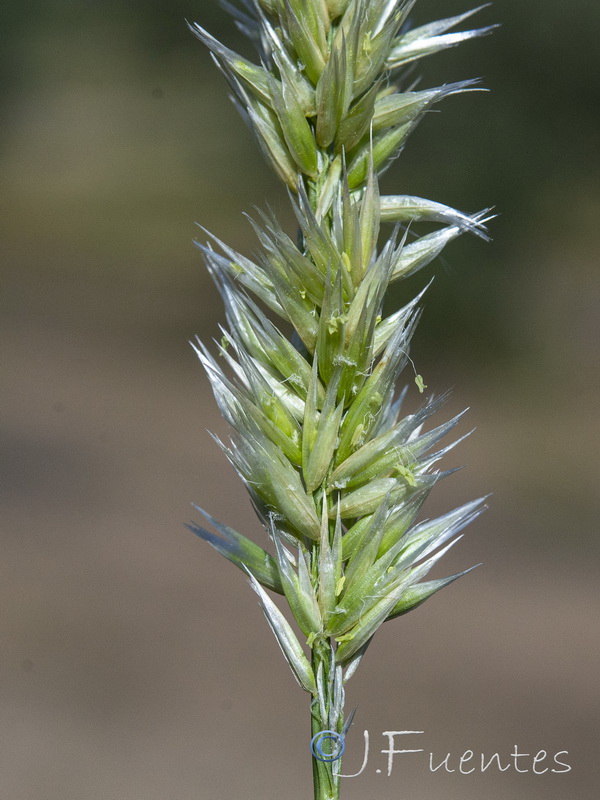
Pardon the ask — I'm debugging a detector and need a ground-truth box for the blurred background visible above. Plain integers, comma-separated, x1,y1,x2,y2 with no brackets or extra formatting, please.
2,1,599,798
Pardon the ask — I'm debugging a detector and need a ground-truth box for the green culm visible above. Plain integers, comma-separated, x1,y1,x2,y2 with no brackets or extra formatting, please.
187,2,493,797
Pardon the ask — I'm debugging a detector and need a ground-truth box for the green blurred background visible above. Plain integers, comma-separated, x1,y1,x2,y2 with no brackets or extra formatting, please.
2,2,599,798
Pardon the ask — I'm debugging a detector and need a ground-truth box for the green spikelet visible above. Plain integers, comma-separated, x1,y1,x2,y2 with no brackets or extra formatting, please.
189,2,493,797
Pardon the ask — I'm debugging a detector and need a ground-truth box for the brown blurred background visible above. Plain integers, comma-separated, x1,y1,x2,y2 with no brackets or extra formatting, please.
2,1,599,798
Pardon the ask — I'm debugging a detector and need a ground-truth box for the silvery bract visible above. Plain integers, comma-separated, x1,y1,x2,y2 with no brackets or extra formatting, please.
188,2,492,798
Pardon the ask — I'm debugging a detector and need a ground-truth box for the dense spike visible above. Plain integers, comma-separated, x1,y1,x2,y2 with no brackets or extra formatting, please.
190,0,492,705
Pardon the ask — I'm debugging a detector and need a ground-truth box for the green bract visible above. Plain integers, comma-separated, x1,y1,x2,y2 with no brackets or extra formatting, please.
189,2,492,798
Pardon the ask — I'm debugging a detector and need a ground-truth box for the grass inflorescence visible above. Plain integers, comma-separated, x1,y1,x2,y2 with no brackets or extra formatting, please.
187,2,493,797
